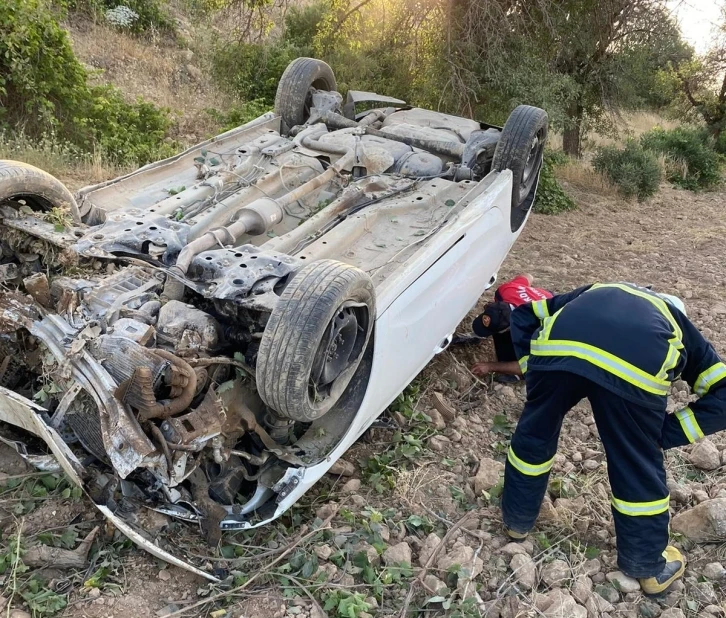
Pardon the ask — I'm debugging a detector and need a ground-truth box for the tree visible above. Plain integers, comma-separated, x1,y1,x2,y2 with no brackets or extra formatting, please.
448,0,688,157
671,6,726,142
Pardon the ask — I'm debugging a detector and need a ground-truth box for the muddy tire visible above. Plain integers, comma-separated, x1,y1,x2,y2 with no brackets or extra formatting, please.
492,105,548,231
274,58,337,133
0,160,81,223
257,259,375,422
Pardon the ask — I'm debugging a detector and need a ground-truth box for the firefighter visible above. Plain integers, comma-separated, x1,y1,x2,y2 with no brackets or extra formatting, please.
503,282,726,596
453,274,553,382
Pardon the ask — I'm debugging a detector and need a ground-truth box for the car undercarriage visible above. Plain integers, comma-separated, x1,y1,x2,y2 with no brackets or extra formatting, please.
0,58,547,560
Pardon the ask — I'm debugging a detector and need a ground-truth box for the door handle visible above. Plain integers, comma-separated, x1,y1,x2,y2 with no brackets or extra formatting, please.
434,334,453,354
484,272,498,290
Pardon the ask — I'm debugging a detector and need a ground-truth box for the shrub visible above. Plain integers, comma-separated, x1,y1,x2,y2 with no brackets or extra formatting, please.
206,100,273,131
592,142,662,201
534,152,577,214
640,126,721,191
211,41,302,104
0,0,175,166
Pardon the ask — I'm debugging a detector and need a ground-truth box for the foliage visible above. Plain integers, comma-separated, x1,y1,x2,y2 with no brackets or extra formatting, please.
78,85,176,164
0,474,87,616
593,141,662,201
322,591,371,618
661,7,726,142
534,152,577,214
66,0,175,32
640,126,721,190
212,40,302,103
0,0,176,165
206,99,272,131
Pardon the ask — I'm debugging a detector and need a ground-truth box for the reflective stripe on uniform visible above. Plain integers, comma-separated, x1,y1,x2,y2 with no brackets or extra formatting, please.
518,355,529,374
675,406,704,443
507,448,554,477
532,300,550,320
658,340,683,381
611,495,670,517
531,339,671,395
694,362,726,396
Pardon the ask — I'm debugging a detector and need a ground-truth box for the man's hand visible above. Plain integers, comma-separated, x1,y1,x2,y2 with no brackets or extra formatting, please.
471,362,493,377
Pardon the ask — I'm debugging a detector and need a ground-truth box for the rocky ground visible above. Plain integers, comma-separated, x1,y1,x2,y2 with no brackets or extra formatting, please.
1,181,726,617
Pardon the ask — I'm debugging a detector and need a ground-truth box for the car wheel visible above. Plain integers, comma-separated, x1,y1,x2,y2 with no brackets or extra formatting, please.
256,259,375,423
274,58,337,133
492,105,548,231
0,159,82,223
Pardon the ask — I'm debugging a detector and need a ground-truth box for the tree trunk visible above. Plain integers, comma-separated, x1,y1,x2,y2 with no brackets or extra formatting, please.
563,101,584,158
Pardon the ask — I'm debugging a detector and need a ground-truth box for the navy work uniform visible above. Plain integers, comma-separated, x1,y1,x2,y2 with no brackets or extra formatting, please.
503,283,726,579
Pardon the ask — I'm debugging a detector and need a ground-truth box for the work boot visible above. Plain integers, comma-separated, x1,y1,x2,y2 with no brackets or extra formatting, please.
503,526,529,542
639,546,686,596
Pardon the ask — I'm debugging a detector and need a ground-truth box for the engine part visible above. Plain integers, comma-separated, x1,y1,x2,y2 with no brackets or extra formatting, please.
159,387,224,449
93,335,169,387
30,314,158,478
75,212,189,264
156,300,220,353
83,267,162,319
0,263,19,282
116,349,197,421
23,272,52,308
108,318,155,345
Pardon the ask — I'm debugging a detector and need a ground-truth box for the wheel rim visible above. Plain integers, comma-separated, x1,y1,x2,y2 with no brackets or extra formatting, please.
519,128,546,203
309,301,369,406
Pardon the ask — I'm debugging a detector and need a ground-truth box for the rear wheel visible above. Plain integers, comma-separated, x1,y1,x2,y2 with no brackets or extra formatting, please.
274,58,337,133
492,106,548,231
256,260,375,423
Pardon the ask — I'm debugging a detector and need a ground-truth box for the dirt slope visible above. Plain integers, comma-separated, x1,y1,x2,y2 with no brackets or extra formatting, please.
2,182,725,617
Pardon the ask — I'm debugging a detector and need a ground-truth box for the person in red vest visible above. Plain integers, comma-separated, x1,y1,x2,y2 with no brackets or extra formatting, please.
455,274,553,382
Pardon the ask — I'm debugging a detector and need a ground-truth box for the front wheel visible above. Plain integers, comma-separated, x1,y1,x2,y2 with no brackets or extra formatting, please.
492,105,548,231
256,259,375,422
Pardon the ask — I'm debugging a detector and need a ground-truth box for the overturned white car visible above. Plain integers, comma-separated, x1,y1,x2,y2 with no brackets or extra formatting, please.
0,58,547,570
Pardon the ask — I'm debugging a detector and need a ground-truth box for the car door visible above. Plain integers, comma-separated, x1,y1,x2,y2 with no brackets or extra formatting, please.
351,170,519,425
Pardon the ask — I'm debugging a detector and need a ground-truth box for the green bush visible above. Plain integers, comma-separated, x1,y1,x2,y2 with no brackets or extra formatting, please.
212,41,302,104
592,142,662,201
206,100,272,131
0,0,175,165
640,126,721,191
534,152,577,214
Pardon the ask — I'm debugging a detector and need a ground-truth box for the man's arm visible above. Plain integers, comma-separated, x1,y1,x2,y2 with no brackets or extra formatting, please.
472,361,521,377
661,313,726,449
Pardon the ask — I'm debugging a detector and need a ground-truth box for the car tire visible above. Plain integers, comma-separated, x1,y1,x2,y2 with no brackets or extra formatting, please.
492,105,548,231
0,159,82,223
274,58,337,133
256,259,375,423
